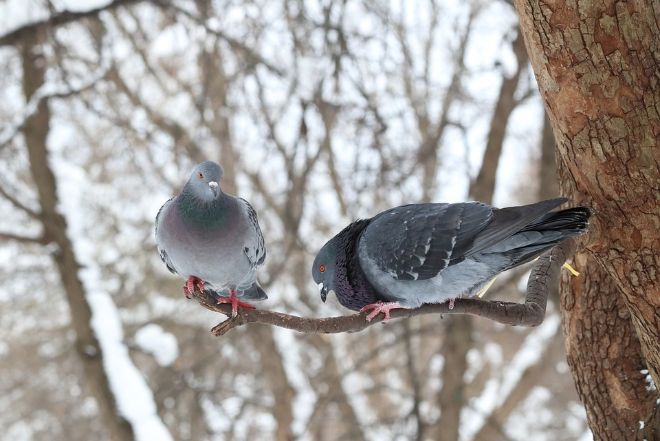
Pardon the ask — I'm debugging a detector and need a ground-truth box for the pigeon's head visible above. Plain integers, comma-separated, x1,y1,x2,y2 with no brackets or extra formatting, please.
186,161,224,201
312,238,338,303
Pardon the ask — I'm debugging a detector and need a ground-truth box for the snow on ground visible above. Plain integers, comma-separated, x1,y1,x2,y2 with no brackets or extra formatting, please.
134,324,179,367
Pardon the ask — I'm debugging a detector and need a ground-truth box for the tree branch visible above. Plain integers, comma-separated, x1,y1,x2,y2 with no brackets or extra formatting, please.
0,231,49,245
0,181,41,219
195,239,577,337
0,0,147,47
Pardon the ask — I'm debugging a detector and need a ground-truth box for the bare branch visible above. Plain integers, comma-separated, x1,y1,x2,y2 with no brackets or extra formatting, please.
0,231,49,245
194,240,576,337
170,4,285,77
0,0,147,47
0,181,41,219
0,50,111,152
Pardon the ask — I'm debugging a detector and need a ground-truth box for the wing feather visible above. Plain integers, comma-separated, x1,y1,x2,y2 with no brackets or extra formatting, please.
155,198,178,275
240,198,267,267
360,202,493,281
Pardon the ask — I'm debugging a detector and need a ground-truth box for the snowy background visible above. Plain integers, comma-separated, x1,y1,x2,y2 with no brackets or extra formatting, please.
0,0,590,440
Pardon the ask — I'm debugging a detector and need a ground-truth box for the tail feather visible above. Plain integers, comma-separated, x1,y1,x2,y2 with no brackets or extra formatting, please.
208,283,268,301
238,283,268,301
521,207,591,233
488,205,591,271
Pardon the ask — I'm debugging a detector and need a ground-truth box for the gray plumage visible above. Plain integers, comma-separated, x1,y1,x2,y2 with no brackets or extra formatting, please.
312,197,590,312
155,161,267,301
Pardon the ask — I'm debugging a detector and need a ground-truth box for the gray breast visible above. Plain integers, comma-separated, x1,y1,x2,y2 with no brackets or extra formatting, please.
158,201,255,292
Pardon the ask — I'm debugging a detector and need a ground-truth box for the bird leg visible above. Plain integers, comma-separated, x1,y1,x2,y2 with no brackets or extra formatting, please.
183,276,205,299
216,289,255,317
359,301,403,322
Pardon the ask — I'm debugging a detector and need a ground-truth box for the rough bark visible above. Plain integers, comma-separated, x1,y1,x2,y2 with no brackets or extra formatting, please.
515,0,660,438
20,35,135,441
561,246,655,440
539,112,559,200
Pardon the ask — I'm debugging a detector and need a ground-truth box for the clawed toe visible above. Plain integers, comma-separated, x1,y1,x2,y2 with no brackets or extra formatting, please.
183,276,205,299
360,302,403,322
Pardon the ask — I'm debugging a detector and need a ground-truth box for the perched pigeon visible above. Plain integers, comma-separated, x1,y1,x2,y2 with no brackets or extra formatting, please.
312,198,590,321
155,161,267,316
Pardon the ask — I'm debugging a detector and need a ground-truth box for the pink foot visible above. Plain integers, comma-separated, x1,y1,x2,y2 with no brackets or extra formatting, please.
448,298,455,310
183,276,205,299
217,289,255,317
359,301,403,322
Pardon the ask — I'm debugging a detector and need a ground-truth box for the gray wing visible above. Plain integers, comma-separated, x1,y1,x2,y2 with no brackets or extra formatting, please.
360,198,568,281
360,203,493,281
239,198,266,267
155,198,178,275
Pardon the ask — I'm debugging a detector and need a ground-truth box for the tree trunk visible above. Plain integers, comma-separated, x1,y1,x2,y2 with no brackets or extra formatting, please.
514,0,660,438
20,35,135,441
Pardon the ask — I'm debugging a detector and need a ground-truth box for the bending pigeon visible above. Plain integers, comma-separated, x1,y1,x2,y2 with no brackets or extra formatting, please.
155,161,267,316
312,198,590,321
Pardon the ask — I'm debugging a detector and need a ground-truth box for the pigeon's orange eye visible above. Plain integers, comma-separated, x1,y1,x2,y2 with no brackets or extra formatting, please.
319,264,326,273
198,172,204,180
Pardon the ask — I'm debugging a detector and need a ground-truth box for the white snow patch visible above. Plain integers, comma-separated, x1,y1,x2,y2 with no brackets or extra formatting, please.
0,340,8,357
89,294,174,441
135,324,179,367
200,395,230,433
641,369,656,391
484,342,503,367
50,157,173,441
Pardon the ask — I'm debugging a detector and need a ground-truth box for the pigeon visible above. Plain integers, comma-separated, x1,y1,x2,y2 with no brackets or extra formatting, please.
155,161,267,316
312,197,590,321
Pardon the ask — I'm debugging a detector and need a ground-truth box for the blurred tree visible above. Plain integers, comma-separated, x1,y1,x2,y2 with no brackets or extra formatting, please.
515,0,660,438
431,25,530,441
0,1,598,440
19,30,134,441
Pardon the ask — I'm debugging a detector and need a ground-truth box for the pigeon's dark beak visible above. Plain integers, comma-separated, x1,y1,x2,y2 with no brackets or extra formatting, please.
209,181,219,197
319,283,328,303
